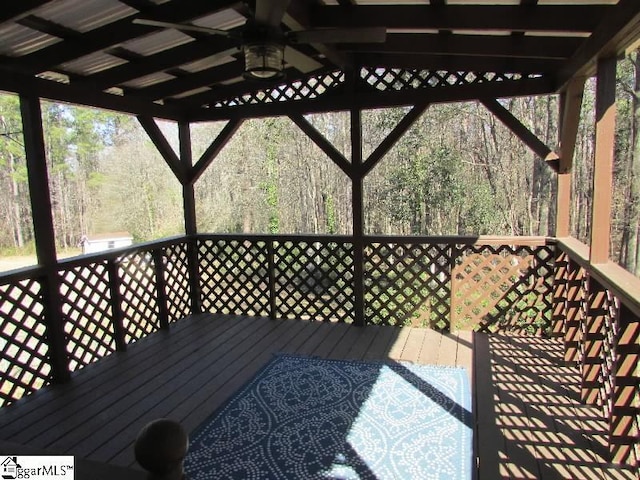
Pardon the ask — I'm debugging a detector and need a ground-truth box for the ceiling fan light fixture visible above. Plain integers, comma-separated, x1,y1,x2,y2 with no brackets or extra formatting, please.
243,42,285,80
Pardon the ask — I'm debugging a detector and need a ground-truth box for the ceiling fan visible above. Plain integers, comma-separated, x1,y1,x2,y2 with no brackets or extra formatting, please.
133,0,386,81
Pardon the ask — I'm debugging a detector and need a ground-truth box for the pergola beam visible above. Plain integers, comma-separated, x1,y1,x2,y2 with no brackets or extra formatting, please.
0,0,51,23
341,33,581,60
191,76,555,122
481,98,559,171
557,0,640,89
311,5,608,32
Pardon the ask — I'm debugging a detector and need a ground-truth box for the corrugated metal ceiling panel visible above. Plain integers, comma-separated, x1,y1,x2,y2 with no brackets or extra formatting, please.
0,23,60,56
60,52,128,75
35,0,136,33
180,53,238,73
192,9,246,30
121,29,194,56
121,71,175,88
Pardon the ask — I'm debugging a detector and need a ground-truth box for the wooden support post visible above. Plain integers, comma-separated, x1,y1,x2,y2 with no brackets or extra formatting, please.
179,121,201,315
564,259,585,364
152,249,170,330
19,94,70,383
590,57,617,264
609,303,640,465
107,258,127,351
351,107,365,327
267,240,278,320
556,78,585,237
581,277,607,405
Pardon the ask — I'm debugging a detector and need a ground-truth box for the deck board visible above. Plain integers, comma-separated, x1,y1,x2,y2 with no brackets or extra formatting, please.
0,314,635,479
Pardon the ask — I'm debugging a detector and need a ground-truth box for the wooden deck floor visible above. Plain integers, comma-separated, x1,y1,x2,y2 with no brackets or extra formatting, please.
0,314,635,479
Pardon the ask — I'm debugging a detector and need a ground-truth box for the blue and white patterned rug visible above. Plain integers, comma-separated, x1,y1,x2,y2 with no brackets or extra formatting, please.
184,354,472,479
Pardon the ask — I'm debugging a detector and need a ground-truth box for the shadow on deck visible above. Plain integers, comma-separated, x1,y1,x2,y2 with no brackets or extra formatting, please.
0,314,634,479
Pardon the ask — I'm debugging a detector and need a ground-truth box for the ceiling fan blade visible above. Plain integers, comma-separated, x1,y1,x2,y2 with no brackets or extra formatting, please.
133,18,233,37
289,27,387,44
284,47,323,73
255,0,290,27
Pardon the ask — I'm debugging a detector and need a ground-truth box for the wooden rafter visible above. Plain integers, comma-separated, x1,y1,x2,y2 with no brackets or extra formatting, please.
289,114,352,178
342,34,581,60
481,98,559,171
0,70,182,120
1,0,240,76
77,41,240,90
310,5,608,33
191,118,244,183
558,0,640,88
137,115,187,184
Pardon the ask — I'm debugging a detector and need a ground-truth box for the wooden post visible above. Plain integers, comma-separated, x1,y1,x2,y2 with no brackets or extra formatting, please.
19,94,70,383
179,121,201,315
590,57,617,264
107,258,127,351
351,107,365,327
267,240,278,320
555,78,585,237
152,249,170,330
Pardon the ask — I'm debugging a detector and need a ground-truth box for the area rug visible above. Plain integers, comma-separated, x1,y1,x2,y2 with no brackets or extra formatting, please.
184,354,472,479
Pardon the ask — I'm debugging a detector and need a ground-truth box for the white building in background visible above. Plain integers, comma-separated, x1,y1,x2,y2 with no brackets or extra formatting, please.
80,232,133,254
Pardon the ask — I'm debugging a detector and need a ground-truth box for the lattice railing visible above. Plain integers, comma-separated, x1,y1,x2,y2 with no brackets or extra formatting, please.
554,240,639,468
0,274,51,408
360,68,540,92
198,237,270,316
117,251,161,343
162,242,192,323
452,243,555,333
274,240,354,323
59,261,115,372
364,242,450,328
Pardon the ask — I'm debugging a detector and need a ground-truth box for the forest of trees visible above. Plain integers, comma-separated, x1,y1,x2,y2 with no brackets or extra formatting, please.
1,53,639,276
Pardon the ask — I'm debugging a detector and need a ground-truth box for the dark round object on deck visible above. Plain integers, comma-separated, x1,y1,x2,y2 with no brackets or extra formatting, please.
134,418,188,479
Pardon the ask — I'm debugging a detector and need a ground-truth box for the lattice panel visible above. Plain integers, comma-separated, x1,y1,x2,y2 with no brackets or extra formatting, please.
452,245,554,333
364,243,450,328
59,262,115,371
199,239,270,316
0,277,51,407
601,289,620,418
162,242,192,322
213,70,344,108
118,252,161,343
275,241,354,323
360,68,538,92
